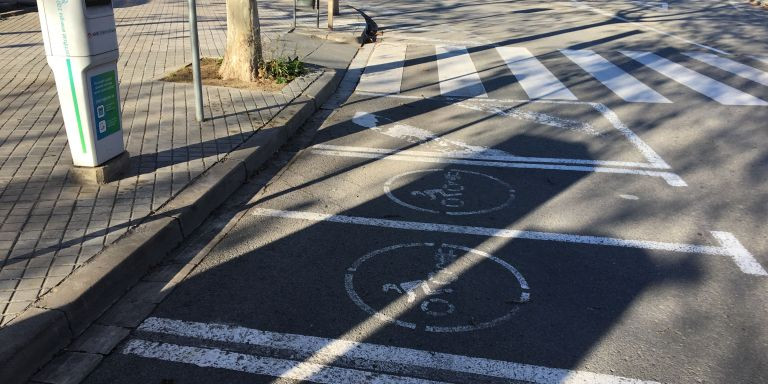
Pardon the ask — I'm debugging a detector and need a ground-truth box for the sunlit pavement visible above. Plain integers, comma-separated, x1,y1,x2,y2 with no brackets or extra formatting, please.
78,1,768,383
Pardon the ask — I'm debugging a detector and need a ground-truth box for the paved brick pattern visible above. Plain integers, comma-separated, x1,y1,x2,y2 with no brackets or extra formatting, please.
0,0,362,325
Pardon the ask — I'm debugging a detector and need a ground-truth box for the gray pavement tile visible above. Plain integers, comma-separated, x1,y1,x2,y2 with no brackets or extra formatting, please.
22,267,49,279
15,277,43,290
43,275,66,290
23,221,47,231
0,233,16,241
3,215,26,224
3,258,29,270
9,287,40,302
0,280,18,291
0,268,23,280
26,256,54,269
2,301,29,316
19,230,42,240
51,256,77,266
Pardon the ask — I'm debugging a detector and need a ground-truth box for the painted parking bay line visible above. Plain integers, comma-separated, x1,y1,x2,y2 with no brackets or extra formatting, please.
310,147,688,187
250,208,768,276
351,92,673,170
134,317,662,384
620,51,768,106
122,339,450,384
312,143,665,169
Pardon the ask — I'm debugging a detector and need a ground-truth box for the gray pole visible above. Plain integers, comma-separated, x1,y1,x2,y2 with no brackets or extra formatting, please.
293,0,297,29
315,0,319,28
188,0,204,122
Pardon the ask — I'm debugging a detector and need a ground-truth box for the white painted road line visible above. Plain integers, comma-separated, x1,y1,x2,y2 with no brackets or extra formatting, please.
711,232,768,276
588,103,671,169
682,52,768,87
628,0,668,11
312,144,664,169
310,148,688,187
357,43,407,94
496,46,578,100
570,0,730,55
250,208,768,276
435,45,488,98
561,49,671,103
122,339,450,384
620,51,768,106
350,92,673,169
137,317,661,384
355,89,595,104
455,101,603,136
352,111,503,156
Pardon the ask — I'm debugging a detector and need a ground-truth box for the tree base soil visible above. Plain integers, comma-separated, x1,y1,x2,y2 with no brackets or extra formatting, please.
162,57,285,92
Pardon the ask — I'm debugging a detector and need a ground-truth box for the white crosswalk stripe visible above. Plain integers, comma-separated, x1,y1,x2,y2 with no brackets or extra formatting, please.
620,51,768,106
495,46,578,100
683,52,768,87
357,43,407,94
356,43,768,107
561,49,671,103
435,45,488,97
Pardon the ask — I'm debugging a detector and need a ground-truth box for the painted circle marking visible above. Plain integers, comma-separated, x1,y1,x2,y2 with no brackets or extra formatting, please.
345,243,530,332
384,169,515,216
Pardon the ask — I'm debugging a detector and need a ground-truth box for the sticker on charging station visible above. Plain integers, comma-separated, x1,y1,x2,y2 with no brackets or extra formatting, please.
90,70,121,140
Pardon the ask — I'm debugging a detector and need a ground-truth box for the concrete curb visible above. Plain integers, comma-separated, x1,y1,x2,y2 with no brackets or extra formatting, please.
292,6,368,45
0,68,346,384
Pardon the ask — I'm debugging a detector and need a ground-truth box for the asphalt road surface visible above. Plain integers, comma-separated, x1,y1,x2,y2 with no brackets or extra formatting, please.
81,0,768,383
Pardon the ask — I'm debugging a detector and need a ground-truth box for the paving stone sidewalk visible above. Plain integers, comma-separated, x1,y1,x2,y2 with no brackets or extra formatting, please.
0,0,363,325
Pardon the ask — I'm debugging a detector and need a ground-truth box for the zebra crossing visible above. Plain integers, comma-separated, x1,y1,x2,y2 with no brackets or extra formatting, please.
357,43,768,106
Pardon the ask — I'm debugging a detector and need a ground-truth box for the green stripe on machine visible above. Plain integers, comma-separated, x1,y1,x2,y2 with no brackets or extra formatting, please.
66,58,87,154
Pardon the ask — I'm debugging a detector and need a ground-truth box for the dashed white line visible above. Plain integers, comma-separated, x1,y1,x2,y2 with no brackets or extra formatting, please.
250,208,767,276
135,317,662,384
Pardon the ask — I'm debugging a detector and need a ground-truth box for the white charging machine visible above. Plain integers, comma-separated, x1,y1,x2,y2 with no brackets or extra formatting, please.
36,0,125,167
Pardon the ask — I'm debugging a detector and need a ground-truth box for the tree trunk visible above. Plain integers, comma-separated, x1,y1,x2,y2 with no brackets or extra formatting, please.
219,0,263,82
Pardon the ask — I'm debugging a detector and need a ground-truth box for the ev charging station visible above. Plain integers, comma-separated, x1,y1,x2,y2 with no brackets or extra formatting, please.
36,0,126,171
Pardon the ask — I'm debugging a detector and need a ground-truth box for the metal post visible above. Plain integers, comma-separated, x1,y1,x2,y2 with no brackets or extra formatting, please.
327,0,334,30
188,0,204,122
293,0,297,29
315,0,319,28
